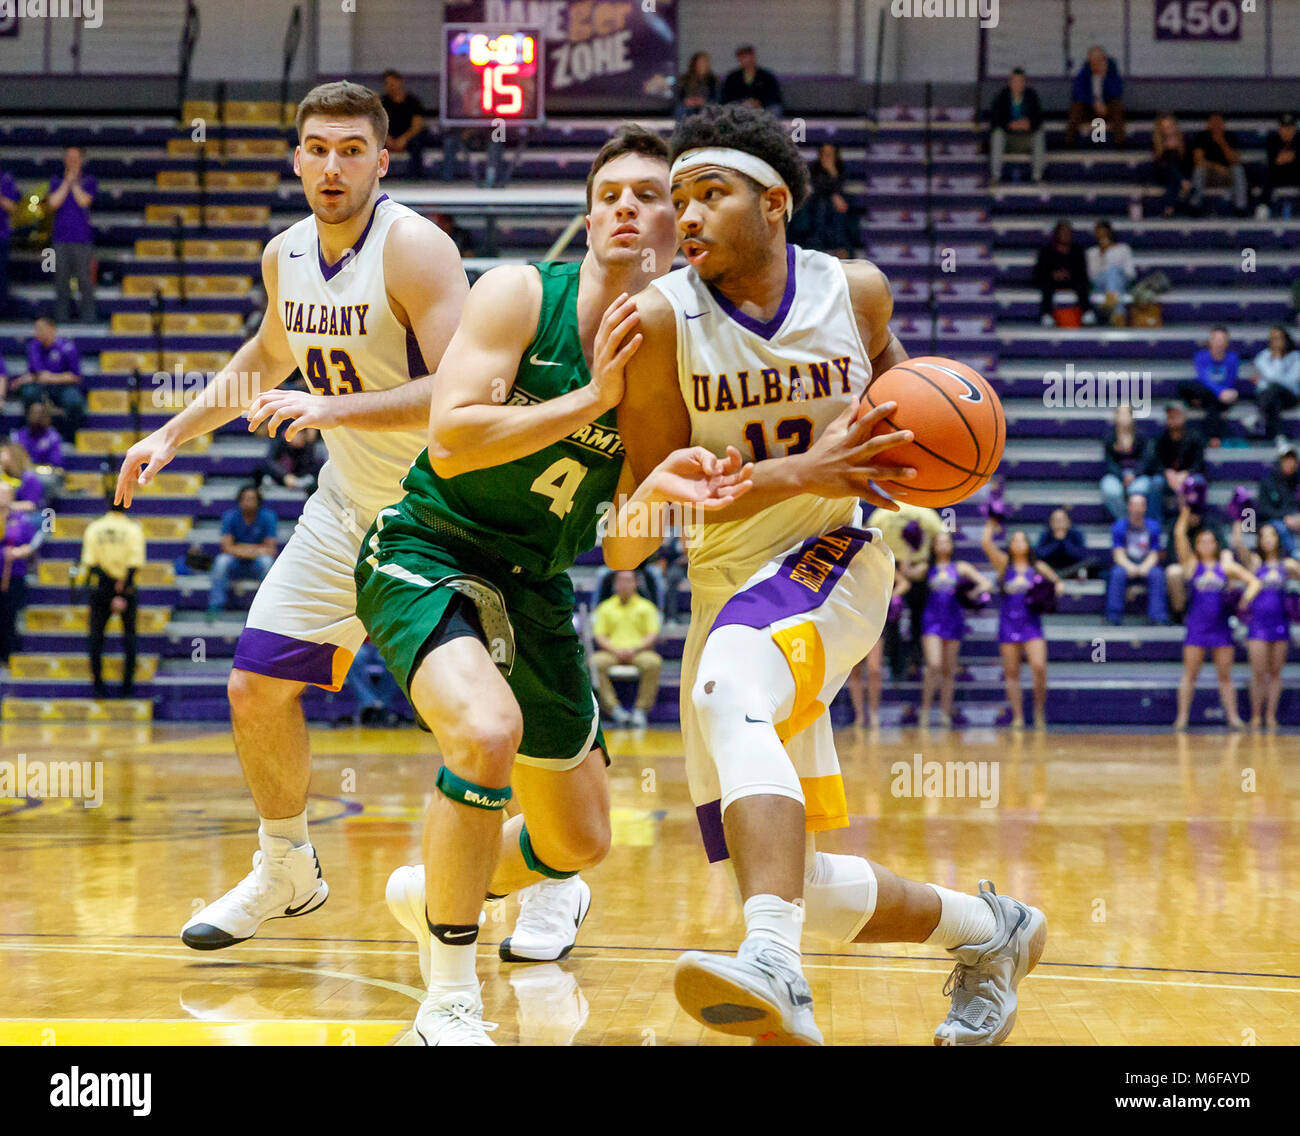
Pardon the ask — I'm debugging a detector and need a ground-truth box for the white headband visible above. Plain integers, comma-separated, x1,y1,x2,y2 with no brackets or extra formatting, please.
670,146,793,220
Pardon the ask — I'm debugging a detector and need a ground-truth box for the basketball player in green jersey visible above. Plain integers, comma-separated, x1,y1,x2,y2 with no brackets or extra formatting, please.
355,125,752,1045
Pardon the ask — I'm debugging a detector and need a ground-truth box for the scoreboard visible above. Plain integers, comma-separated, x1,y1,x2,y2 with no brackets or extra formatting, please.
441,24,544,127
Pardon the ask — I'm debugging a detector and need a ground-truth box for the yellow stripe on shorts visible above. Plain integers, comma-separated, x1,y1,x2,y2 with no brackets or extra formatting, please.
771,620,826,742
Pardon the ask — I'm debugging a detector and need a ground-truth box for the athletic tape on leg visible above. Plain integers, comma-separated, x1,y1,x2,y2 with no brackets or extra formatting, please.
519,824,580,879
435,765,511,810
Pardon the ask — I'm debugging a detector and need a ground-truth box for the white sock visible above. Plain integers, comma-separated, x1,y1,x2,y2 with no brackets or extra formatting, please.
428,939,479,996
743,894,803,962
923,884,997,950
259,812,308,850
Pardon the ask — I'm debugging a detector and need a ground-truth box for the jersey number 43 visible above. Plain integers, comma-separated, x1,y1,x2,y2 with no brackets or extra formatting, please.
304,346,364,396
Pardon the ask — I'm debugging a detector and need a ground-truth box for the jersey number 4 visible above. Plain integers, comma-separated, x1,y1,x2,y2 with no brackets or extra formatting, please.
530,456,587,518
304,347,363,396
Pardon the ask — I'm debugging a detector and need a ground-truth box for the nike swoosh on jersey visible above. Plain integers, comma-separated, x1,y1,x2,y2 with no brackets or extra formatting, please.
530,355,563,366
289,250,306,258
685,311,707,319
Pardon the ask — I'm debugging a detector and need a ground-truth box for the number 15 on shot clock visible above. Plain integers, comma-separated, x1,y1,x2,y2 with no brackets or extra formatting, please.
441,24,545,128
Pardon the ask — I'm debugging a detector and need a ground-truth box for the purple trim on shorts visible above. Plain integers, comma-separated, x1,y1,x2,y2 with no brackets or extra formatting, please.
706,244,797,341
695,799,729,863
317,193,389,281
233,627,343,689
711,525,871,633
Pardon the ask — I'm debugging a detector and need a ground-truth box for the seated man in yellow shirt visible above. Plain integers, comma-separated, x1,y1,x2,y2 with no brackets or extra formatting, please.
591,570,663,729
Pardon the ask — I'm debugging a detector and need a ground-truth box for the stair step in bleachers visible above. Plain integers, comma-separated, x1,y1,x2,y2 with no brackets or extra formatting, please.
36,561,176,587
144,204,270,225
111,310,246,333
63,470,202,495
156,170,280,190
167,137,289,157
50,514,192,540
181,101,295,125
119,275,252,298
23,606,172,634
0,698,153,722
130,240,262,262
9,655,159,681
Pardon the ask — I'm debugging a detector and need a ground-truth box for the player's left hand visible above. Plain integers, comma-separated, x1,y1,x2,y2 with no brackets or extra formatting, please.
648,445,754,510
245,389,341,440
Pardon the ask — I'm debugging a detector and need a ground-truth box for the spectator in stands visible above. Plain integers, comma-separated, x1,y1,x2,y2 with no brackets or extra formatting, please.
16,318,86,442
259,426,322,493
1086,220,1136,326
1257,112,1299,218
1253,325,1300,442
591,569,663,729
1190,114,1248,216
1151,113,1193,217
869,501,944,681
1107,491,1168,625
988,67,1045,183
381,70,429,180
1035,507,1092,580
0,443,44,513
208,485,277,620
1101,403,1157,521
793,143,857,258
675,51,718,120
1179,325,1240,446
80,498,145,698
48,147,97,323
0,482,41,670
1067,45,1125,147
1154,402,1206,527
721,45,783,114
12,400,65,498
1032,220,1095,326
343,639,408,726
0,163,18,318
1257,440,1300,557
653,522,688,623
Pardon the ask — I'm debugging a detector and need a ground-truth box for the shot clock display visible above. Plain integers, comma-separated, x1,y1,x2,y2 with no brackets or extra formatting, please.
441,24,544,127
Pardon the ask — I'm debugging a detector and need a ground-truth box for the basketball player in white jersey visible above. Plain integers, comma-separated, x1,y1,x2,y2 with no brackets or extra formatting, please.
608,105,1046,1045
112,81,478,950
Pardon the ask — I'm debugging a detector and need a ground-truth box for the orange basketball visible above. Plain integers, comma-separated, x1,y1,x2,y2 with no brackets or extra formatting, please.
860,356,1005,508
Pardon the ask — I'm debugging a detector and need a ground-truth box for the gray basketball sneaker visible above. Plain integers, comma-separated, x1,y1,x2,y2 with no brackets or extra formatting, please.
674,937,823,1045
933,879,1047,1046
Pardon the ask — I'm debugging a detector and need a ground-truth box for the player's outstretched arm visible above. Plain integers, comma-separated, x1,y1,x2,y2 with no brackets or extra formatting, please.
115,235,299,507
427,267,633,477
247,217,469,438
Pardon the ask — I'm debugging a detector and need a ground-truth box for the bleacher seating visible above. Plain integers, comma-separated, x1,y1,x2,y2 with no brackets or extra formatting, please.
1,100,1296,728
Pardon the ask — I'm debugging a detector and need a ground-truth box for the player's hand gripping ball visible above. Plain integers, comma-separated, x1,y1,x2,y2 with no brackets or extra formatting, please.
857,356,1005,508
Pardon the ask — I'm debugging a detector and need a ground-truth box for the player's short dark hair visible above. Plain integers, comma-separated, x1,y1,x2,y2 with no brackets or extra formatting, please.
296,81,388,147
585,123,671,211
670,103,810,215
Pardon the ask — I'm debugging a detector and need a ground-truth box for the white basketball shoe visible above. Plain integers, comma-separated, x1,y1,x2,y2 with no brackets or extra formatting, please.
499,876,591,962
181,833,328,950
933,879,1047,1046
414,987,498,1046
674,937,823,1045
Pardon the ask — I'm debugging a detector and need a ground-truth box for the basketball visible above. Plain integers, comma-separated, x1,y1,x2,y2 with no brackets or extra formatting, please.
860,356,1005,508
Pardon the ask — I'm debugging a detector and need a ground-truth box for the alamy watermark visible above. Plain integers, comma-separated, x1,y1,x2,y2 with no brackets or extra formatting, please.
0,0,102,30
890,0,999,30
1043,364,1152,417
891,752,999,808
0,753,104,808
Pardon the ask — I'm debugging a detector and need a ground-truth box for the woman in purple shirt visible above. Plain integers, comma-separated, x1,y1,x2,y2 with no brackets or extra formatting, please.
1172,503,1258,730
1230,519,1300,730
982,517,1063,730
916,529,993,728
0,481,43,666
0,443,45,511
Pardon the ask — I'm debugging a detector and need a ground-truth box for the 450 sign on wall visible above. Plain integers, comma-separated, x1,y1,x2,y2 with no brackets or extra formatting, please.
1154,0,1245,40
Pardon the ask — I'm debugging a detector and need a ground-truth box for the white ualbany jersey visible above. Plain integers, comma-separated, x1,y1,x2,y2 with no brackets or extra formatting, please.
276,193,427,516
230,194,441,692
650,244,895,861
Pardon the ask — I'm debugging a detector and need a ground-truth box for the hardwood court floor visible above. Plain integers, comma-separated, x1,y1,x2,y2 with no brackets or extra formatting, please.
1,721,1297,1046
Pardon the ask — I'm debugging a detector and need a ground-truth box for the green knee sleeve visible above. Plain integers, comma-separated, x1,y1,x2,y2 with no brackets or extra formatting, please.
435,765,511,810
519,824,579,879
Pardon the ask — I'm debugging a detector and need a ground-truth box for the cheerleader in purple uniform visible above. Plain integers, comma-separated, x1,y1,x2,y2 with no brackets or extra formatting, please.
917,529,993,728
1230,519,1300,731
1173,504,1259,731
982,518,1063,730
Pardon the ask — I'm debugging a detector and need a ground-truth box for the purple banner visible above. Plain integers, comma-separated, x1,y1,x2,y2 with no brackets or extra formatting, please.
1154,0,1242,41
447,1,677,109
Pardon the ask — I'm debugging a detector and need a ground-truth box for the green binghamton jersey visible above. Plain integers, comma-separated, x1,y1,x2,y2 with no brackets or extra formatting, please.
399,261,624,579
